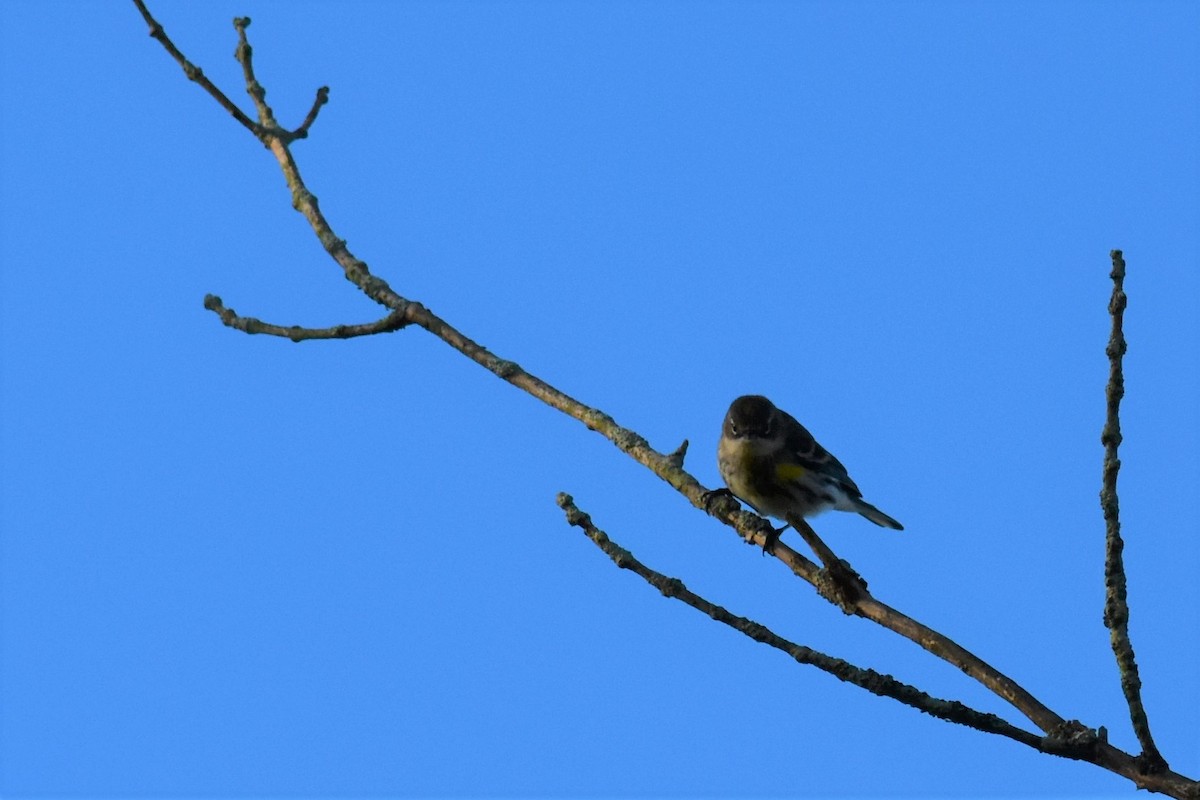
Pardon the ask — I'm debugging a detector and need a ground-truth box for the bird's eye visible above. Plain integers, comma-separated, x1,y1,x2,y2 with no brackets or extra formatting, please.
729,423,740,436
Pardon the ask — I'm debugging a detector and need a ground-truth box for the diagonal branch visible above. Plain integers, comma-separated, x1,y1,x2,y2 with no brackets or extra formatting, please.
131,0,259,134
560,494,1200,797
766,515,1065,734
556,493,1049,752
1100,250,1167,773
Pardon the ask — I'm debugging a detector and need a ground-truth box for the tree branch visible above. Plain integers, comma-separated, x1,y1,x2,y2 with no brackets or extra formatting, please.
1101,250,1167,773
560,495,1200,797
132,0,259,135
132,6,1196,796
556,493,1050,752
771,516,1065,734
203,294,409,341
289,85,330,141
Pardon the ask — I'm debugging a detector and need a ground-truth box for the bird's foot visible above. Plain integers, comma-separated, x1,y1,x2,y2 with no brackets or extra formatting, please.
760,522,790,556
700,487,735,512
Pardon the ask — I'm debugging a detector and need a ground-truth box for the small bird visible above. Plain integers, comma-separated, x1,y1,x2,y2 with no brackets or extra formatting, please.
716,394,903,530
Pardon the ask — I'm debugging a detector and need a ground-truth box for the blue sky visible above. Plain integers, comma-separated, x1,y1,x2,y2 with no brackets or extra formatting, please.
2,2,1197,797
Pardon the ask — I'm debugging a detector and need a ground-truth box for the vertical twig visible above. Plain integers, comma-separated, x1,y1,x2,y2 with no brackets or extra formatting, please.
1100,250,1166,773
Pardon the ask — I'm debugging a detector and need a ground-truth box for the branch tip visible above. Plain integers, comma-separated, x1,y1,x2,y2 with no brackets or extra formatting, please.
666,439,689,468
201,293,410,341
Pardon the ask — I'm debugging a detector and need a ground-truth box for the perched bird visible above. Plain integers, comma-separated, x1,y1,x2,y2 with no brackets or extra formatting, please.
716,394,903,530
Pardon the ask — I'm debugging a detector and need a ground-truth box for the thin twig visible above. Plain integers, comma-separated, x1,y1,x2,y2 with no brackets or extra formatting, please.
289,86,331,141
203,295,409,341
232,17,278,131
131,0,259,134
1101,249,1166,773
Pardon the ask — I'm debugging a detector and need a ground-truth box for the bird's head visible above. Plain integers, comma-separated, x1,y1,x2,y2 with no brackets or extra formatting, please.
723,395,779,441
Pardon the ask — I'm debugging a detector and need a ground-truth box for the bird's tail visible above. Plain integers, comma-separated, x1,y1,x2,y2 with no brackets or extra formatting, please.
853,499,904,530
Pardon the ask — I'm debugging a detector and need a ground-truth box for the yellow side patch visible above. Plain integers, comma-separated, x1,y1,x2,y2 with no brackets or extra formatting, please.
776,463,806,481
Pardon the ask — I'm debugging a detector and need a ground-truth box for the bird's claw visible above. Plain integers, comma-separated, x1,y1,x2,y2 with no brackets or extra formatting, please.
760,523,788,556
701,487,735,512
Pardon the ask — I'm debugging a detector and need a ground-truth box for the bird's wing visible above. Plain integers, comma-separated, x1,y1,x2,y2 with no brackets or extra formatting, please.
779,409,863,497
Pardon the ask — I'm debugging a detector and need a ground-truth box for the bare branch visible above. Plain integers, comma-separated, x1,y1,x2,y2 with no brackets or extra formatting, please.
562,494,1200,798
232,17,277,130
1101,249,1167,773
288,86,331,141
556,493,1048,751
203,294,409,341
769,515,1064,733
132,0,259,135
853,590,1063,731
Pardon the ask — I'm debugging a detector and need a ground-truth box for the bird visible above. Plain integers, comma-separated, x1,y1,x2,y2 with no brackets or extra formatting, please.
715,394,903,531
